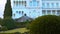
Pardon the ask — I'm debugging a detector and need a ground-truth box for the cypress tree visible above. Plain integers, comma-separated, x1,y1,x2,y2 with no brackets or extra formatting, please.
4,0,12,19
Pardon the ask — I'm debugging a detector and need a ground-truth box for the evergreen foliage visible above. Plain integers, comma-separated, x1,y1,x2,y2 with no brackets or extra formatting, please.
3,18,16,30
0,18,3,25
30,15,60,34
4,0,12,19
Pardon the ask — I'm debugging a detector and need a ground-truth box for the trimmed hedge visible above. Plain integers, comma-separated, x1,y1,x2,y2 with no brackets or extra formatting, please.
30,15,60,34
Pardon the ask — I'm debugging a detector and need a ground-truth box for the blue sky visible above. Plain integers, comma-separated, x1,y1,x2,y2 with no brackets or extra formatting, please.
0,0,6,18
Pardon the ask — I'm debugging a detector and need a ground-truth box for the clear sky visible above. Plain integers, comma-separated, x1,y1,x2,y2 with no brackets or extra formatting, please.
0,0,6,18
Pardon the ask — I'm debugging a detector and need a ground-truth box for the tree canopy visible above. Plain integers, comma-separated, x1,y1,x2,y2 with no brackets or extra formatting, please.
30,15,60,34
4,0,12,19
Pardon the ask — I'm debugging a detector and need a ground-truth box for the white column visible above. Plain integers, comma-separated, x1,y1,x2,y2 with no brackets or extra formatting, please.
51,10,52,15
46,10,47,15
55,10,57,15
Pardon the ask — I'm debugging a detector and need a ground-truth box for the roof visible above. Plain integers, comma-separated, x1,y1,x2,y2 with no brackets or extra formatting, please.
15,15,33,22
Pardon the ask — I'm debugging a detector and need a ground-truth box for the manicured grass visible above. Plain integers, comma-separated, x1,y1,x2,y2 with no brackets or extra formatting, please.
0,28,29,33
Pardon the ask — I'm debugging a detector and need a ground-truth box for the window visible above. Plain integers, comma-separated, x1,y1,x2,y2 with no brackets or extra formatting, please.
22,1,26,7
47,3,49,7
22,11,24,14
30,1,38,6
19,1,22,5
14,1,16,6
14,1,15,4
16,11,18,13
42,10,46,15
19,1,26,7
19,1,21,6
13,14,15,17
32,0,37,6
47,10,51,14
42,3,45,8
30,1,32,6
42,3,44,6
57,10,60,15
52,10,55,15
19,11,21,14
25,1,26,7
51,3,54,7
16,1,18,6
33,2,37,6
37,1,39,6
56,3,59,7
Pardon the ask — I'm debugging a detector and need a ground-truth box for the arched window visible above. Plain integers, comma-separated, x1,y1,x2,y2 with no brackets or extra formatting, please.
56,3,59,7
42,3,45,8
16,1,18,6
22,1,26,7
13,14,15,17
19,11,21,14
16,11,18,13
30,1,32,6
37,1,39,6
22,11,24,14
30,0,38,6
33,0,38,6
47,3,49,7
25,1,26,7
51,3,54,7
14,1,16,6
14,1,15,4
24,14,27,16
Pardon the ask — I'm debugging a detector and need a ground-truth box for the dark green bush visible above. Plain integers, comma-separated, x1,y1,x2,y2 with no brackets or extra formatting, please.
3,18,16,30
0,18,3,25
30,15,60,34
15,21,31,28
0,18,31,30
15,22,26,28
0,26,8,31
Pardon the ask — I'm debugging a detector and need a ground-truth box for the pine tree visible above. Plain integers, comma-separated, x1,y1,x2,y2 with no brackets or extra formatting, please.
4,0,12,19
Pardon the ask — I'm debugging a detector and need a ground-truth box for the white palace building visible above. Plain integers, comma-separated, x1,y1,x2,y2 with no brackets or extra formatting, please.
11,0,60,19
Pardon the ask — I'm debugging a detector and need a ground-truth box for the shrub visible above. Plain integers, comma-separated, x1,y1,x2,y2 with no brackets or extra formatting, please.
0,18,3,25
0,26,8,31
3,18,16,30
15,21,31,28
30,15,60,34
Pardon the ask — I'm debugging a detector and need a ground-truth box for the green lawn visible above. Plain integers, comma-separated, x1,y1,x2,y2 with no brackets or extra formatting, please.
0,28,29,33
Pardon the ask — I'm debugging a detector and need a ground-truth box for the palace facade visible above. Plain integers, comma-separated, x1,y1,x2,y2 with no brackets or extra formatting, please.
11,0,60,19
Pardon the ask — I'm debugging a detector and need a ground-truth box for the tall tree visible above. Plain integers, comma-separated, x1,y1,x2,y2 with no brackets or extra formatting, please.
4,0,12,19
